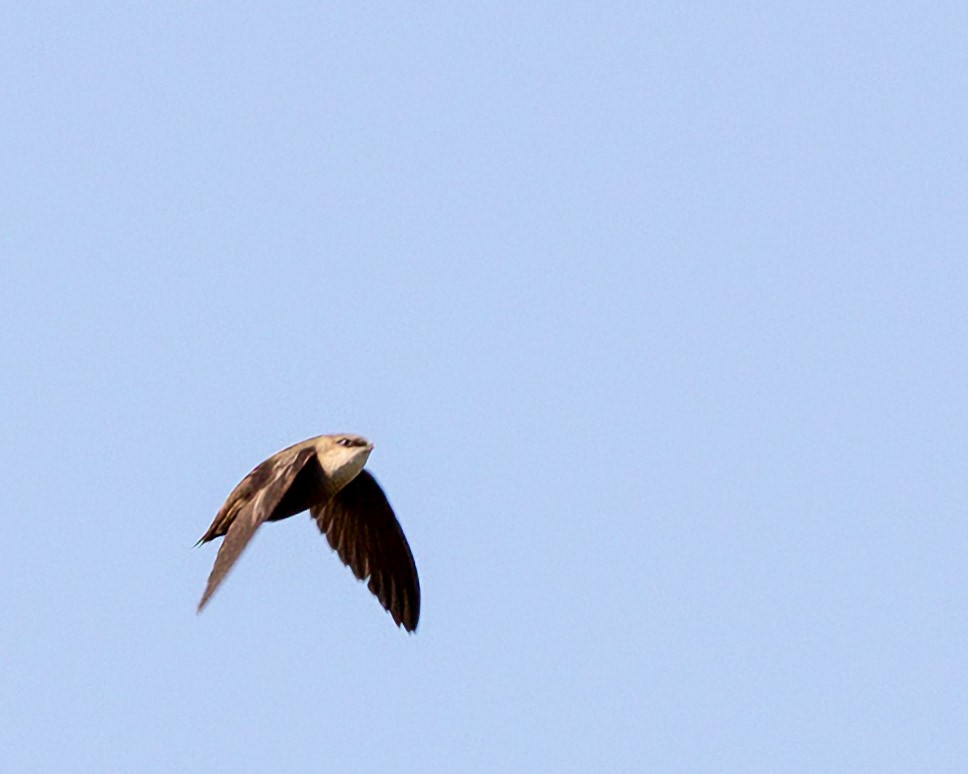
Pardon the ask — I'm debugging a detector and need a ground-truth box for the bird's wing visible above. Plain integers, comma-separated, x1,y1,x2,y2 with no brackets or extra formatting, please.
311,470,421,632
197,445,318,613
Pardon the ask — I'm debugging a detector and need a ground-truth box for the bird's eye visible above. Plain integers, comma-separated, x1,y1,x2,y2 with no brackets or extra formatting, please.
337,438,351,447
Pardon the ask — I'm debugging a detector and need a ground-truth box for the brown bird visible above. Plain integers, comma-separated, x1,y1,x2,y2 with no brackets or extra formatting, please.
196,434,420,632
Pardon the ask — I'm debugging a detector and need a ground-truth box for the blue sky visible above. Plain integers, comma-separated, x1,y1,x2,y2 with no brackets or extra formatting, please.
2,4,966,772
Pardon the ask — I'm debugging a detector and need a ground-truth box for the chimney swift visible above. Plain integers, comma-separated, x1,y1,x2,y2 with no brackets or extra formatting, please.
196,434,420,632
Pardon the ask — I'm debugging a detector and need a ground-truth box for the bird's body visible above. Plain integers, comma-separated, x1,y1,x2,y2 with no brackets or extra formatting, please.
196,434,420,632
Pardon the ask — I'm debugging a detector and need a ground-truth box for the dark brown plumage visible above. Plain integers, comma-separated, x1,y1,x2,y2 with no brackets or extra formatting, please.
196,434,420,632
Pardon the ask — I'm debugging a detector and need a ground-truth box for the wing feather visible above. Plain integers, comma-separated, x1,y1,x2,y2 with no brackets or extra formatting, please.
311,470,420,632
196,446,317,612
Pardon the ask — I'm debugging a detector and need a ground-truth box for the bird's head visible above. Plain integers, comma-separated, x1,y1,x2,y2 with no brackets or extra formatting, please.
315,434,374,489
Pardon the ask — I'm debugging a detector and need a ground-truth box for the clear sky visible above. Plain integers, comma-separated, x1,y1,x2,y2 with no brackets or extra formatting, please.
2,4,966,772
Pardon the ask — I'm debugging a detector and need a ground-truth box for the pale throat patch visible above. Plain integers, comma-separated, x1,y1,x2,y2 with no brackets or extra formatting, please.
320,445,372,490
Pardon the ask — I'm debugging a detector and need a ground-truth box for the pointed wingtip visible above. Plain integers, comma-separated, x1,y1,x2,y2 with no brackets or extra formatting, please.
195,579,218,615
196,585,215,614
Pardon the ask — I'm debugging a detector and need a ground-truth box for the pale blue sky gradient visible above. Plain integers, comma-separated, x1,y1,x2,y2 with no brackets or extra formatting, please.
2,4,966,772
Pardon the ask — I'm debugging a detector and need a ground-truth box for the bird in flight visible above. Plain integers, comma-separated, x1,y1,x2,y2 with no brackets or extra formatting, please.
196,434,420,632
